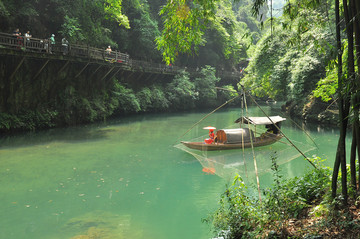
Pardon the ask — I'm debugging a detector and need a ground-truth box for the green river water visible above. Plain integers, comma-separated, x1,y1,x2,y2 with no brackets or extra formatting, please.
0,104,349,239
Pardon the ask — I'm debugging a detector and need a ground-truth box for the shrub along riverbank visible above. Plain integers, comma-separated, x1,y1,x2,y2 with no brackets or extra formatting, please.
205,157,360,238
0,65,239,133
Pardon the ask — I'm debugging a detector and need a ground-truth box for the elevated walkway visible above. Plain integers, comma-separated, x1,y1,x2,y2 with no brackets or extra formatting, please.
0,32,243,82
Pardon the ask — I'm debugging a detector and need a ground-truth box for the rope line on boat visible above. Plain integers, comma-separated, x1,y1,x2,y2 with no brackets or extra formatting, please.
239,85,317,169
175,94,240,143
240,91,248,177
287,117,319,149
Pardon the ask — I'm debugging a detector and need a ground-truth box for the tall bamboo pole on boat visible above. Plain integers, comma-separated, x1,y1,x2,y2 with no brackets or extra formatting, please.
240,92,248,177
242,88,262,201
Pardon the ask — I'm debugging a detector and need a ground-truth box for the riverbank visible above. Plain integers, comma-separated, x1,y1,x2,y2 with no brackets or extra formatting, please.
0,62,240,134
282,97,338,126
206,158,360,238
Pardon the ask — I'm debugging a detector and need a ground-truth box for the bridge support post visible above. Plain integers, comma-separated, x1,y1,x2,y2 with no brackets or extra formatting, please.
108,67,122,80
89,65,102,80
9,56,26,81
100,66,115,81
32,59,50,80
75,62,90,78
58,60,70,76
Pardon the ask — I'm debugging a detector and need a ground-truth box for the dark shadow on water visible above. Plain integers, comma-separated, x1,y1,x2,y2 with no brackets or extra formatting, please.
0,124,115,149
0,111,191,149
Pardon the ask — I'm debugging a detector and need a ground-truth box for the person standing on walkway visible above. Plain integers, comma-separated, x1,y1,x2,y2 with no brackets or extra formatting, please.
61,37,69,55
49,34,55,53
25,31,32,47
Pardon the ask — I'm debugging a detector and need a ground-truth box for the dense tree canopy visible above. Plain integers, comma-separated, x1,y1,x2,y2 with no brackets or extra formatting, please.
242,0,335,102
0,0,261,70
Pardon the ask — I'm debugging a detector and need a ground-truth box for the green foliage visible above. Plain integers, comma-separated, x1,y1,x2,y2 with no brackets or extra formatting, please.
241,30,290,99
136,87,153,112
156,0,260,65
242,4,335,102
264,156,331,222
0,0,10,17
148,85,170,111
289,54,324,101
216,85,240,105
104,0,130,28
75,97,98,122
156,0,218,64
112,82,141,113
59,15,85,43
205,174,265,238
166,70,197,110
313,60,338,102
135,85,170,112
129,7,161,59
206,156,331,238
193,65,220,107
0,110,58,132
210,0,249,64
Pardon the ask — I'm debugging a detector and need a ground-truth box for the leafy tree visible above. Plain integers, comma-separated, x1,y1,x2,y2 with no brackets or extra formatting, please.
59,15,85,43
193,65,220,107
166,70,197,110
112,82,140,113
104,0,129,29
148,85,170,111
313,60,338,102
156,0,218,64
136,87,153,112
242,2,334,102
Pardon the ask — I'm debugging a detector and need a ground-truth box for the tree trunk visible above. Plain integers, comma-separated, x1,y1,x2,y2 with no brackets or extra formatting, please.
343,0,356,194
331,0,343,199
351,0,360,193
350,126,357,190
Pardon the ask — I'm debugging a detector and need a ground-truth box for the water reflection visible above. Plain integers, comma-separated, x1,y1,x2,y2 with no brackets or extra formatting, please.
0,127,114,148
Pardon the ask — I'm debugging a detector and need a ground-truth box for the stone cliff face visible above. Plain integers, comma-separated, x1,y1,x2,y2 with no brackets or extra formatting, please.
282,97,338,125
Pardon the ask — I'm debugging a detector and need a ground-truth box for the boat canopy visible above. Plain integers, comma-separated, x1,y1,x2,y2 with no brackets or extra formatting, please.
234,116,286,125
216,128,255,144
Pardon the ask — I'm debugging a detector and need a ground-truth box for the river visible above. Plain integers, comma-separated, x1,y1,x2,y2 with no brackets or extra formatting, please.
0,104,348,239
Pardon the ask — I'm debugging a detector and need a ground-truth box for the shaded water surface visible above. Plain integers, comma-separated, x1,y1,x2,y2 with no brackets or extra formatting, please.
0,105,347,238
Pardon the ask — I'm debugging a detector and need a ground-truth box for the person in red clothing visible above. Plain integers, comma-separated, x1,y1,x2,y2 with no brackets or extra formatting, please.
209,128,215,140
209,129,214,139
203,126,216,144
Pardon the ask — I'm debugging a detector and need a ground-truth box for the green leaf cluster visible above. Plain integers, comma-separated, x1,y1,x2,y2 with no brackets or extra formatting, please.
242,0,335,102
156,0,260,65
104,0,129,29
193,65,221,107
166,70,197,110
206,156,331,238
0,110,58,131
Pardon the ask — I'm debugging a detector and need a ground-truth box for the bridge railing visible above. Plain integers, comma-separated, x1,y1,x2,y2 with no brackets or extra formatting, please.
0,31,243,78
0,32,46,52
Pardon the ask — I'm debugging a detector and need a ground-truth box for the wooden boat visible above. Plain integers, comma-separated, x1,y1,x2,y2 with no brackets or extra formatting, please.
181,116,286,151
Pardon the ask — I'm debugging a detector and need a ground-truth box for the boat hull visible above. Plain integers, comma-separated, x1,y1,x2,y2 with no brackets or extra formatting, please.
181,134,283,151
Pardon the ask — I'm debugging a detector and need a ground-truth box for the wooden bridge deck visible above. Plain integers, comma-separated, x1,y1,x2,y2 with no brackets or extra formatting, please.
0,32,243,80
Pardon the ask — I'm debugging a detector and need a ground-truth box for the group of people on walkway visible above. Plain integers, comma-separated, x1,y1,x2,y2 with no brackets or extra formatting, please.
13,28,32,47
9,28,128,63
12,28,68,54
